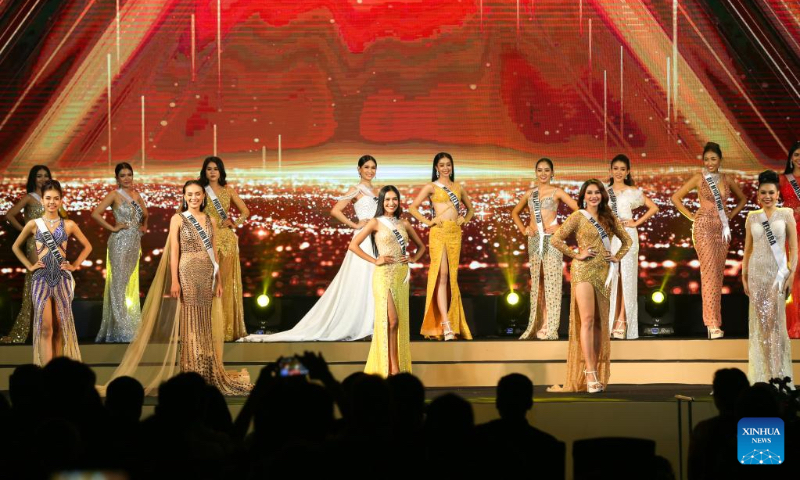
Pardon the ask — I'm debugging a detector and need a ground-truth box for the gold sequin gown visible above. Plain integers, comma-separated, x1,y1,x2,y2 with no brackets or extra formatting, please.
693,175,730,328
550,211,631,392
520,190,563,340
203,187,247,342
364,219,412,377
745,209,795,385
420,184,472,340
2,196,45,343
178,214,251,395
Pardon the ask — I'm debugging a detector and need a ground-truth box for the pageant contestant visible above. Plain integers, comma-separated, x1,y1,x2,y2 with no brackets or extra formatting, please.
511,158,578,340
92,162,148,343
240,155,378,342
671,142,746,339
349,186,426,377
779,141,800,338
548,180,631,393
104,181,251,395
743,170,796,384
12,180,92,365
606,155,658,340
200,157,250,342
2,165,52,343
409,152,474,341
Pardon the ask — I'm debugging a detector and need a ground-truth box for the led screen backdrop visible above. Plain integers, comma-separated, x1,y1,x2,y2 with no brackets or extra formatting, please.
0,0,798,303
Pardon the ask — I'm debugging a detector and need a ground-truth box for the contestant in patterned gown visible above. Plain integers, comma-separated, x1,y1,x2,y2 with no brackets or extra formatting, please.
12,181,92,365
606,155,658,340
671,142,746,339
240,155,378,342
92,162,148,343
779,141,800,338
512,158,578,340
409,152,474,341
547,180,631,393
743,170,796,384
2,165,51,343
349,186,426,377
199,157,249,342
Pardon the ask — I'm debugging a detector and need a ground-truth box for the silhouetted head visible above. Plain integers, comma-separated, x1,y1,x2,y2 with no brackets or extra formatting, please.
106,376,144,423
9,364,44,410
156,372,207,423
496,373,534,419
388,373,425,431
425,393,474,440
711,368,749,415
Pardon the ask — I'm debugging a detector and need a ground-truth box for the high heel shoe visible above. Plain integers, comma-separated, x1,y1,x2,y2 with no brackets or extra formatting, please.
535,327,549,340
707,327,724,339
611,319,626,339
584,370,604,393
442,320,455,341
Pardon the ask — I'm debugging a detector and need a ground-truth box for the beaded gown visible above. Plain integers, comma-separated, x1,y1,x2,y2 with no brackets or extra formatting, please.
364,219,411,377
419,183,472,340
203,187,247,342
608,188,645,339
549,211,631,391
2,195,44,343
779,175,800,338
240,193,376,342
96,198,143,342
31,218,82,365
745,209,795,384
693,175,730,328
520,189,563,340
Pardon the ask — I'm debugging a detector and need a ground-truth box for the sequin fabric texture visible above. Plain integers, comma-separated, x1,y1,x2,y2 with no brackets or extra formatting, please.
692,175,729,328
607,188,645,339
779,175,800,338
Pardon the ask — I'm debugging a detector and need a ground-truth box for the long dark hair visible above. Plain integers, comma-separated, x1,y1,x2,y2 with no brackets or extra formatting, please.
41,180,69,219
181,180,207,212
26,165,52,193
431,152,455,182
783,141,800,174
608,154,635,186
115,162,134,178
199,156,227,187
577,179,615,231
371,185,402,257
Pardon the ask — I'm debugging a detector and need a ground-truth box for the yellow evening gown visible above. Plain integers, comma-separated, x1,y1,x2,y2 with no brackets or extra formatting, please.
549,211,631,391
364,219,412,377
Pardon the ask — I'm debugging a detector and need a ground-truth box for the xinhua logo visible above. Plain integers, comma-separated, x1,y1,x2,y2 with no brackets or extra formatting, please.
738,418,784,465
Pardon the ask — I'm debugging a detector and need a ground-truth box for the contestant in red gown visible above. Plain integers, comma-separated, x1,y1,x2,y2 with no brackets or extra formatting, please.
779,140,800,338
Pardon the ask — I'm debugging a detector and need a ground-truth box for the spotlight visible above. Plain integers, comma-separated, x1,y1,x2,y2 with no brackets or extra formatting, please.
497,290,529,336
506,291,520,306
641,289,674,336
651,290,666,305
257,294,270,308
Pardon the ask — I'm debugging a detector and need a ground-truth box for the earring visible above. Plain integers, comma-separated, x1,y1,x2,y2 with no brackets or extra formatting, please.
436,171,440,179
182,200,187,210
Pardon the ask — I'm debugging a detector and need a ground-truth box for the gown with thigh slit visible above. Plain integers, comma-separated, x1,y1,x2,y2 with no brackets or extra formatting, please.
607,188,645,339
520,189,563,340
31,219,81,365
364,219,411,377
549,212,631,392
2,196,44,343
693,175,730,329
746,209,795,385
96,198,143,342
779,175,800,338
419,183,472,340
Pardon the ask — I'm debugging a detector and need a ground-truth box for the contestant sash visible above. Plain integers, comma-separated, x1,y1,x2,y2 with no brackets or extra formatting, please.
29,193,41,202
356,184,378,202
117,189,144,223
182,212,219,288
434,182,460,213
703,170,731,242
530,188,546,254
579,210,616,287
755,211,791,293
786,174,800,203
377,216,410,284
204,186,228,221
607,186,620,217
34,218,74,292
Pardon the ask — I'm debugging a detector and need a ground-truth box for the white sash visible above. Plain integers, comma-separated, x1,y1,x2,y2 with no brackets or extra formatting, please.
182,212,219,289
204,186,228,221
607,185,620,217
335,184,378,202
530,188,545,254
755,211,790,293
29,192,42,202
117,189,144,223
34,218,75,292
786,174,800,202
579,210,616,287
377,216,410,284
703,170,731,242
434,182,461,213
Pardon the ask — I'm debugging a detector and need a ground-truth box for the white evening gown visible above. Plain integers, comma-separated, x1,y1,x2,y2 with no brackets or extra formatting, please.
239,195,377,342
608,188,644,339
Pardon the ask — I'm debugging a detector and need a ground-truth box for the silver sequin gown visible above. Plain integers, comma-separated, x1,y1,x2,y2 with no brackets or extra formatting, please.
608,188,645,339
746,208,795,385
96,200,143,342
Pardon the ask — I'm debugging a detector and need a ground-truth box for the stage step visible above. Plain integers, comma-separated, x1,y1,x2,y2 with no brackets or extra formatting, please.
1,339,798,389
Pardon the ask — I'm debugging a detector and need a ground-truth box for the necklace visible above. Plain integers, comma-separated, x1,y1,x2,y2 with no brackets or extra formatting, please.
45,216,59,226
